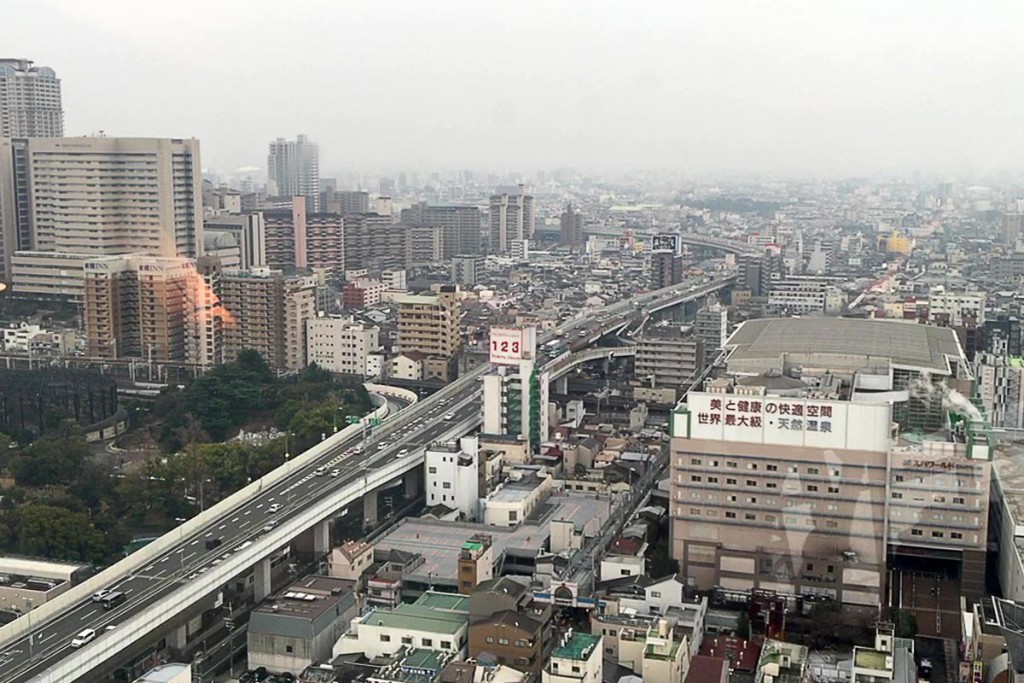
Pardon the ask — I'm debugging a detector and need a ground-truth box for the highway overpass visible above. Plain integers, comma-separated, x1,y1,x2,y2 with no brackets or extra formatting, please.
0,272,736,683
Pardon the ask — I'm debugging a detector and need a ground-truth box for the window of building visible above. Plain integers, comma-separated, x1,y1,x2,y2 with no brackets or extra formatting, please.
826,520,838,528
727,478,737,485
748,497,757,504
651,591,661,598
727,461,738,468
428,467,437,474
402,637,413,645
807,485,818,492
766,482,778,489
747,480,757,487
766,514,776,523
486,637,495,644
953,497,965,505
828,486,839,494
443,482,451,489
767,464,778,472
381,635,391,642
934,495,945,503
422,638,433,647
808,467,820,475
711,460,719,467
728,495,737,503
911,529,923,536
691,458,702,465
691,475,702,482
442,641,452,649
895,474,904,482
745,513,756,520
498,638,510,646
951,532,963,540
725,511,737,519
515,639,529,648
708,476,719,483
573,667,581,674
690,508,701,515
892,492,903,499
508,511,517,522
286,645,294,653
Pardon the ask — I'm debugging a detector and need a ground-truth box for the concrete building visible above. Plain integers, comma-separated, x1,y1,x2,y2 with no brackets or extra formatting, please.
304,212,346,274
490,186,534,254
452,255,484,287
0,556,88,616
323,189,369,215
974,353,1024,430
329,540,374,583
203,213,266,270
263,198,309,271
929,289,987,327
219,267,317,371
560,204,584,247
738,249,785,299
457,534,495,595
481,468,553,528
543,632,602,683
342,278,386,309
0,58,63,137
334,592,469,660
247,575,357,674
3,137,202,297
83,255,205,362
851,623,916,683
344,213,406,271
635,326,706,390
482,363,550,448
267,134,320,211
649,250,683,290
396,287,461,379
693,297,728,352
132,664,192,683
402,203,482,258
511,239,530,263
766,276,845,316
425,437,480,521
382,269,407,292
754,640,808,683
408,225,446,266
468,577,551,674
306,315,380,376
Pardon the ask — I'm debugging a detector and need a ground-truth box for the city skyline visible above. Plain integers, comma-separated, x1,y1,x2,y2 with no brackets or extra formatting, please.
7,1,1024,177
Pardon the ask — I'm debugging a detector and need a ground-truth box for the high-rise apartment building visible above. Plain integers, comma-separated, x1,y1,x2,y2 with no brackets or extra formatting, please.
648,250,683,290
559,203,584,247
635,326,706,390
267,134,320,211
407,225,445,267
452,255,484,286
693,296,728,352
83,255,203,362
1,137,202,296
203,213,267,271
306,315,380,377
489,185,534,254
323,189,369,215
401,203,482,258
0,59,63,138
343,213,406,271
396,286,461,380
219,267,316,371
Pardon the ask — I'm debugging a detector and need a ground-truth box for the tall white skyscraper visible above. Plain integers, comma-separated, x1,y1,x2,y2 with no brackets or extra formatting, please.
1,137,203,296
267,134,320,211
489,184,534,253
0,59,63,138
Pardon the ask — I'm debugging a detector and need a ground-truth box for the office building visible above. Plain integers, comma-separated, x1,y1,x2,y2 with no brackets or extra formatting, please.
219,267,316,371
693,296,728,352
649,250,683,290
402,203,483,258
0,59,63,138
83,255,204,362
635,326,706,391
2,137,202,297
559,203,584,247
452,255,484,287
267,134,320,211
489,185,534,254
344,213,406,271
737,249,784,298
396,287,462,360
305,315,380,376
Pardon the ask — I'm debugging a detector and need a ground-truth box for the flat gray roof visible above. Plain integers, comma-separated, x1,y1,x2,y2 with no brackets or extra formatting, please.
725,318,965,376
374,493,611,582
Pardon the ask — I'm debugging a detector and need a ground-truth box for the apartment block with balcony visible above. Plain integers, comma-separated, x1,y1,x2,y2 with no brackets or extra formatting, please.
635,326,706,392
396,286,462,380
306,315,380,376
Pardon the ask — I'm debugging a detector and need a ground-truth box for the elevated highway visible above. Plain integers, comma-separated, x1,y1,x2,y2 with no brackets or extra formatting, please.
0,272,737,683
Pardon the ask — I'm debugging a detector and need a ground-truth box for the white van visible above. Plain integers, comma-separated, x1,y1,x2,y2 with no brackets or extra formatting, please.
314,466,327,476
71,628,96,648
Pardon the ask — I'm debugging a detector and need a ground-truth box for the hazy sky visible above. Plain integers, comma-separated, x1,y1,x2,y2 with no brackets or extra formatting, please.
10,1,1024,177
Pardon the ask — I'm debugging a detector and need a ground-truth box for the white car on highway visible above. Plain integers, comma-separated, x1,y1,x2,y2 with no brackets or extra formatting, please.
71,628,96,648
267,503,283,514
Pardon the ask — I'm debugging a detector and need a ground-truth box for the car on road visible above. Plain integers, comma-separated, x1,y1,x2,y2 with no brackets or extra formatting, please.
444,413,454,421
100,591,127,610
267,503,283,513
377,442,388,450
71,628,97,648
330,469,341,477
314,466,327,476
397,448,409,457
91,589,113,603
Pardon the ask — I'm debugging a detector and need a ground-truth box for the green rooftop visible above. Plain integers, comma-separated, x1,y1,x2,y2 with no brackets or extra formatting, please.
552,633,601,661
414,592,470,613
855,648,890,671
364,604,467,635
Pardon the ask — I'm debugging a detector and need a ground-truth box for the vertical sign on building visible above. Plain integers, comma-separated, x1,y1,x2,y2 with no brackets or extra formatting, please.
488,326,537,366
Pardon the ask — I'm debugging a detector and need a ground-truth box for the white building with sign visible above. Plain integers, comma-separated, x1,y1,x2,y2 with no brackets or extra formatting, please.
670,376,993,607
483,326,548,449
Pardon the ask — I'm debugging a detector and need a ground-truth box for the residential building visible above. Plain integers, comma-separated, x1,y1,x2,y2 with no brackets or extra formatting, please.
693,297,728,352
408,225,446,266
0,58,63,137
974,353,1024,429
738,249,785,298
382,269,407,292
344,213,406,271
204,212,267,270
402,203,482,257
342,278,386,309
851,623,916,683
560,204,584,247
329,540,374,583
306,315,380,376
324,189,369,215
452,255,484,287
305,212,346,274
219,267,316,371
543,632,602,683
391,351,426,381
468,576,551,674
457,533,494,595
3,137,203,297
754,640,808,683
425,438,480,521
649,250,683,290
929,289,987,327
263,197,309,271
83,255,204,362
334,592,469,660
510,239,530,262
481,468,553,528
482,362,550,448
635,326,706,390
766,276,845,316
396,287,462,379
247,575,357,674
490,186,534,254
267,134,320,211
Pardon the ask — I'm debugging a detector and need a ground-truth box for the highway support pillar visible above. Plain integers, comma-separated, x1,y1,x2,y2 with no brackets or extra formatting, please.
404,471,420,499
556,375,568,394
313,520,330,556
254,557,272,603
167,624,187,651
363,489,378,527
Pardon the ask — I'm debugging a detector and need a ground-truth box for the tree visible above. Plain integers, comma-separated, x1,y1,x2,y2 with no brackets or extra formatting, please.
8,504,109,564
8,436,88,486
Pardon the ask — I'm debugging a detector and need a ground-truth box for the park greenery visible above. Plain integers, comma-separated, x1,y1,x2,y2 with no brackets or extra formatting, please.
0,352,373,567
